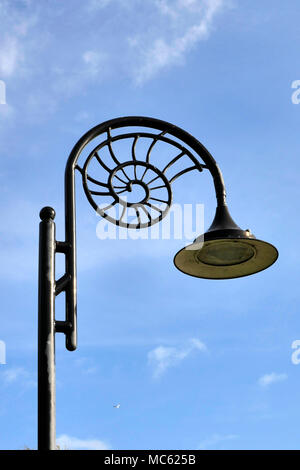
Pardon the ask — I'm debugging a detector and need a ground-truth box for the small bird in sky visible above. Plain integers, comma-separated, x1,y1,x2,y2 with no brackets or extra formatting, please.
113,404,120,408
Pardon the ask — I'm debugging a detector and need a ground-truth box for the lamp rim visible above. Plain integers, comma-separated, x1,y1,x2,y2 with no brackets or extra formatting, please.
173,237,279,280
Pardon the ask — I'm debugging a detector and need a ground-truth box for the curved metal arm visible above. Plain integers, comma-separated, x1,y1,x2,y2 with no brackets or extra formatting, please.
59,116,227,351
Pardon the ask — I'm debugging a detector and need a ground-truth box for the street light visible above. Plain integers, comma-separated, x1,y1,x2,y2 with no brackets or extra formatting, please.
174,204,278,279
37,116,278,450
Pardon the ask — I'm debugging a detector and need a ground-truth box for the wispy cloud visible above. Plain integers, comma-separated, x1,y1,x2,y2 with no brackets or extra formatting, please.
0,198,39,282
148,338,207,378
130,0,226,84
87,0,115,11
0,0,38,79
198,433,238,450
74,356,98,375
1,367,26,384
0,102,14,121
82,50,105,76
0,0,227,92
0,37,21,78
56,434,111,450
258,372,288,388
0,367,36,388
51,50,107,97
0,0,228,127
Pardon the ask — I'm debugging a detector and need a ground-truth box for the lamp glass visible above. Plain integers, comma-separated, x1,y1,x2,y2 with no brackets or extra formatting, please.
174,238,278,280
196,240,255,266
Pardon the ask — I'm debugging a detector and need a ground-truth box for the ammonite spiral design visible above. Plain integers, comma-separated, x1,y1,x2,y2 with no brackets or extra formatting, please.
80,128,205,229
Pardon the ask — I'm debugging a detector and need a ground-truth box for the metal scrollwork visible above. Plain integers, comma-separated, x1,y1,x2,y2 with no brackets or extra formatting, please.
78,127,206,228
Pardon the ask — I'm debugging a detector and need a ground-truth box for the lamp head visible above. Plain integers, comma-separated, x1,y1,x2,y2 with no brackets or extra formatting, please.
174,205,278,279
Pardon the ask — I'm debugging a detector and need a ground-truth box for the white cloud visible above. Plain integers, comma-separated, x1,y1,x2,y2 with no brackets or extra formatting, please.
87,0,113,11
148,337,207,378
258,372,288,388
0,0,229,130
0,103,14,120
74,356,98,375
0,1,38,79
1,367,26,384
0,367,36,388
0,36,21,78
51,50,107,97
56,434,111,450
131,0,226,84
0,198,39,281
198,433,238,450
82,50,106,78
0,0,228,124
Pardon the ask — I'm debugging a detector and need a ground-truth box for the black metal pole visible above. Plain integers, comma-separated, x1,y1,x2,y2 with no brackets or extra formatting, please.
38,207,56,450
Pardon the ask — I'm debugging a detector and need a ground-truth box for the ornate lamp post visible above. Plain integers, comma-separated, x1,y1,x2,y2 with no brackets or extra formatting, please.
37,116,278,450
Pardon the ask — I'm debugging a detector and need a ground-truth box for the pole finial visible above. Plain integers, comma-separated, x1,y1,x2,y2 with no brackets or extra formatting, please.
40,206,56,221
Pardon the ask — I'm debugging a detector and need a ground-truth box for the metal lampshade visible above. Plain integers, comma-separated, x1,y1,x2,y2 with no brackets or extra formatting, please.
174,205,278,279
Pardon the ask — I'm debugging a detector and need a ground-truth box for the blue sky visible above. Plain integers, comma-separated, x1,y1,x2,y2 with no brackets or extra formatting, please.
0,0,300,450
